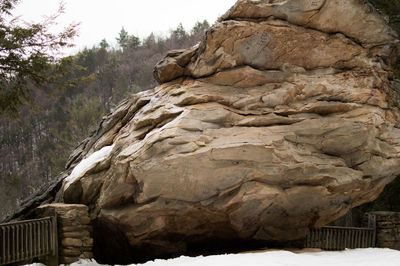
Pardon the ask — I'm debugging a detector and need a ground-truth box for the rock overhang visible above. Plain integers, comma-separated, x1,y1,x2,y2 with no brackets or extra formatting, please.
58,0,400,263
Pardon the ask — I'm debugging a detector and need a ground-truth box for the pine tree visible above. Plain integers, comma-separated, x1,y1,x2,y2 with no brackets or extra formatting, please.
0,0,78,117
116,27,140,50
99,39,110,49
116,27,129,48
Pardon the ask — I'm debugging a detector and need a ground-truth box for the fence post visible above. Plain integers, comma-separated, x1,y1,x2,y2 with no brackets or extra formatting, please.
42,215,59,266
0,226,3,265
368,213,376,247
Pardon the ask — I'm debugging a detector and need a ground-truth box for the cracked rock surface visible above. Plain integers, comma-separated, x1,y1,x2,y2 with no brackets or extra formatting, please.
61,0,400,263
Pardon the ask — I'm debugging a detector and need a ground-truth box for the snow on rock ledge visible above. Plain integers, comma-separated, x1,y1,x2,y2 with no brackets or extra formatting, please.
64,145,115,191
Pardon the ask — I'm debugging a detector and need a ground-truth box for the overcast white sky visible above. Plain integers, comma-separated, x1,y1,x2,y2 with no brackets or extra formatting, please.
14,0,237,54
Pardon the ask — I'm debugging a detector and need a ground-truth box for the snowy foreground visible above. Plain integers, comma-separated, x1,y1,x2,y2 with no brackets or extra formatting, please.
28,248,400,266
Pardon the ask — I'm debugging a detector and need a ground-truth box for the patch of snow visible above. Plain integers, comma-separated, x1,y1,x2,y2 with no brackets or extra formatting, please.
63,145,115,191
52,248,400,266
63,259,100,266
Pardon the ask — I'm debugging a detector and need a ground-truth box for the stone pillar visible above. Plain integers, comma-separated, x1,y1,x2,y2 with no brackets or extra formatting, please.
369,211,400,250
36,203,94,265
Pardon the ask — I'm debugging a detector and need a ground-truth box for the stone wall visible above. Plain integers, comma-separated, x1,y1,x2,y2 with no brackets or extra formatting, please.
36,203,93,264
368,212,400,250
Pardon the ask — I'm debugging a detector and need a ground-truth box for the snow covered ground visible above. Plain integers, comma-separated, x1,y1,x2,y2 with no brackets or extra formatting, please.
27,248,400,266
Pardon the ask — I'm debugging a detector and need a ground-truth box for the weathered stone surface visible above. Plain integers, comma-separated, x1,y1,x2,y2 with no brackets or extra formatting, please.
82,237,94,247
60,0,400,263
153,0,399,83
62,231,91,239
374,211,400,222
153,47,198,84
36,203,88,216
61,225,93,233
59,216,91,227
61,248,82,257
82,252,94,259
187,20,371,78
62,238,83,248
220,0,398,48
369,211,400,250
35,203,94,264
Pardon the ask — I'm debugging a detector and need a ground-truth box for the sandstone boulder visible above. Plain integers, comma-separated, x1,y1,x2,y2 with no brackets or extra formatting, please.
61,0,400,263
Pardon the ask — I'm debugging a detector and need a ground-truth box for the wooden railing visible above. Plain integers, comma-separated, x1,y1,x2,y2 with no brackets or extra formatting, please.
0,216,58,265
305,214,376,250
305,226,376,250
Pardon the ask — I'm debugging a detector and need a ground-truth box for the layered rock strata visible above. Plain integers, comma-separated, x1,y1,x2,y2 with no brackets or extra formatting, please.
61,0,400,263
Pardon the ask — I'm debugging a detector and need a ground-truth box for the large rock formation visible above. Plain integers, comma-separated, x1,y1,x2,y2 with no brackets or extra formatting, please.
61,0,400,263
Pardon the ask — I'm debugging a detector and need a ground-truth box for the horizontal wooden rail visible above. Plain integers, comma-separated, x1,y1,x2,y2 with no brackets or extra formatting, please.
0,216,57,265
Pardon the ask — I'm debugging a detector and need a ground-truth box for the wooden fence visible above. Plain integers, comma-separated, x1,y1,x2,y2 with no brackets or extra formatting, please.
0,216,58,265
305,214,376,250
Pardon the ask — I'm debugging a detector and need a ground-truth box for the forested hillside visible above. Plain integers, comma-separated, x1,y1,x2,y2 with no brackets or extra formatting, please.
0,21,209,218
